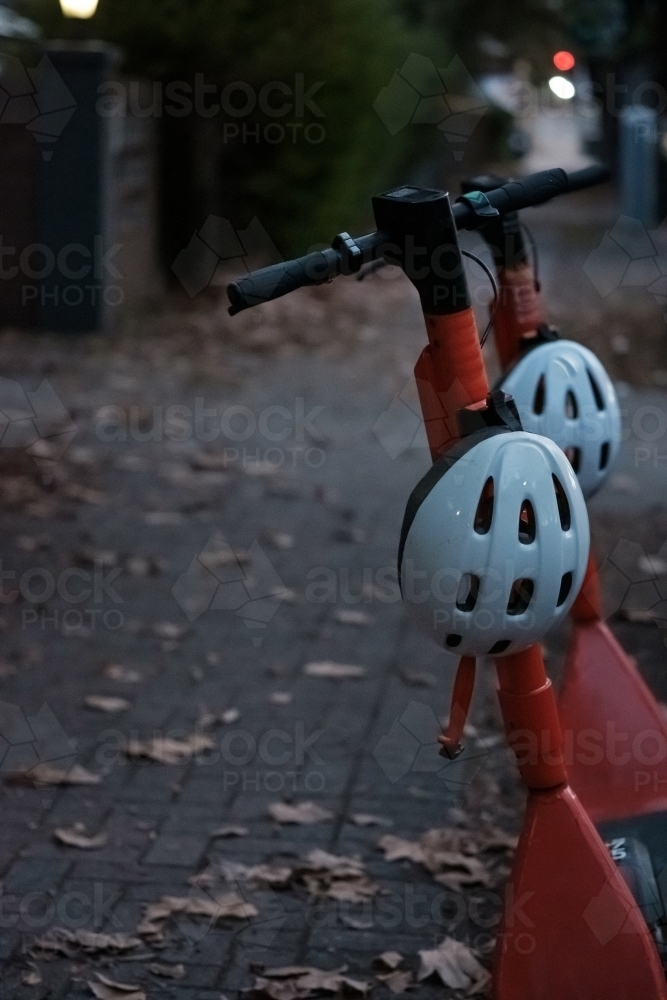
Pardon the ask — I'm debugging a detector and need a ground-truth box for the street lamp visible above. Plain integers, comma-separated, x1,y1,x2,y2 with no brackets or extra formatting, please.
59,0,99,17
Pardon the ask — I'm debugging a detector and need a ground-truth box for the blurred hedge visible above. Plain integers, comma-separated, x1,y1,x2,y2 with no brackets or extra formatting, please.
24,0,444,263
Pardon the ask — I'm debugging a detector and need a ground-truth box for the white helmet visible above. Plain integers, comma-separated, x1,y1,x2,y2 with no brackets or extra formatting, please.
398,429,590,657
500,340,621,498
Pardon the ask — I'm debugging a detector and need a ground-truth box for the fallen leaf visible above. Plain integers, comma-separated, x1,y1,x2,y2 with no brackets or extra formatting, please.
253,966,369,999
33,928,141,955
103,663,143,683
418,937,490,994
126,734,214,764
303,661,366,680
200,547,250,569
213,861,293,888
84,695,131,713
268,801,333,825
94,972,142,991
296,850,379,902
376,970,413,994
211,824,248,838
17,763,101,786
638,555,667,576
126,555,166,577
54,826,108,849
22,969,42,985
88,981,145,1000
269,691,293,705
374,952,403,971
350,814,392,828
264,531,294,550
148,962,186,979
16,534,49,553
65,484,106,505
138,891,257,937
378,834,427,865
270,586,297,603
222,707,241,724
616,607,658,624
333,609,372,626
152,621,190,641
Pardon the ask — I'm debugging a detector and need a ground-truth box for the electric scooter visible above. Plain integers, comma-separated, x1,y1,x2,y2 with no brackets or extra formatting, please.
227,169,667,998
462,170,667,964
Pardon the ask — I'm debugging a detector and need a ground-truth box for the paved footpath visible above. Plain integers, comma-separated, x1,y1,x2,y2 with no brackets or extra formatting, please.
0,239,666,999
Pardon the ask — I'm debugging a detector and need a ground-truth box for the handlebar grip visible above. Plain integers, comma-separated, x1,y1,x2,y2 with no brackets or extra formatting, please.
565,164,611,192
486,168,569,215
227,247,339,314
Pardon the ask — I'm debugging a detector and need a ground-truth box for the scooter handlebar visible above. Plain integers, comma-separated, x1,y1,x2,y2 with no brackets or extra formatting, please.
227,165,610,314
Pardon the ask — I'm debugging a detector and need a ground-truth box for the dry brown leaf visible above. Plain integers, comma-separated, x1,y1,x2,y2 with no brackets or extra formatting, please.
350,813,392,828
376,971,413,993
54,825,107,849
297,850,379,902
378,834,427,865
138,891,257,937
103,664,142,683
333,609,373,626
211,824,248,838
22,969,41,985
34,928,141,955
94,972,142,991
254,966,369,999
264,531,294,550
269,691,293,705
18,762,101,786
616,607,658,624
126,734,214,764
152,621,190,641
374,952,403,971
84,695,130,713
418,937,490,994
268,801,333,825
88,982,145,1000
209,860,293,888
148,962,186,979
303,661,366,680
222,707,241,724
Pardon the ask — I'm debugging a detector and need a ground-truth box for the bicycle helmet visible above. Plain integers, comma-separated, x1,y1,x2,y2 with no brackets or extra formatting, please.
500,340,621,498
398,428,589,657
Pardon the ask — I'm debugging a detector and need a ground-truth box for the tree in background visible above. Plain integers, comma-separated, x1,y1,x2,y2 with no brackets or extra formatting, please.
22,0,443,264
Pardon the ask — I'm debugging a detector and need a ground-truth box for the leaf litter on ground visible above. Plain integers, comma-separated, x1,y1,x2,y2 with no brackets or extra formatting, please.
125,733,214,764
251,965,369,999
54,824,107,849
378,825,517,890
88,972,145,1000
418,937,491,995
268,801,333,825
303,662,366,680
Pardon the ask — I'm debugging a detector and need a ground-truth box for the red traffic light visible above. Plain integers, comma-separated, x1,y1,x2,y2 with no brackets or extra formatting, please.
553,50,575,72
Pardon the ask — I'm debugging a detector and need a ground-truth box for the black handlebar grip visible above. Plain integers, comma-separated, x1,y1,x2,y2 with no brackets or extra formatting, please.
485,168,570,215
565,164,611,192
227,247,340,314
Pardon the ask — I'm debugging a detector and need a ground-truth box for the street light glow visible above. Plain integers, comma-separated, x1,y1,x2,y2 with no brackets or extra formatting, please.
59,0,99,17
548,75,575,100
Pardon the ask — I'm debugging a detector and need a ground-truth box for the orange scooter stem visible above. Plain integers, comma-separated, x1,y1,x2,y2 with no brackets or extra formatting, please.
421,306,667,999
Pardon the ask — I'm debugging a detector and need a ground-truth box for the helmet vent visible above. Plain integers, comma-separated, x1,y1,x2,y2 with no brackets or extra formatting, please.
474,477,494,534
518,500,536,544
446,634,462,648
599,441,610,470
488,639,511,655
587,369,605,410
564,446,581,473
565,390,578,419
533,375,546,414
557,571,573,607
507,578,534,616
552,474,571,531
456,573,480,612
